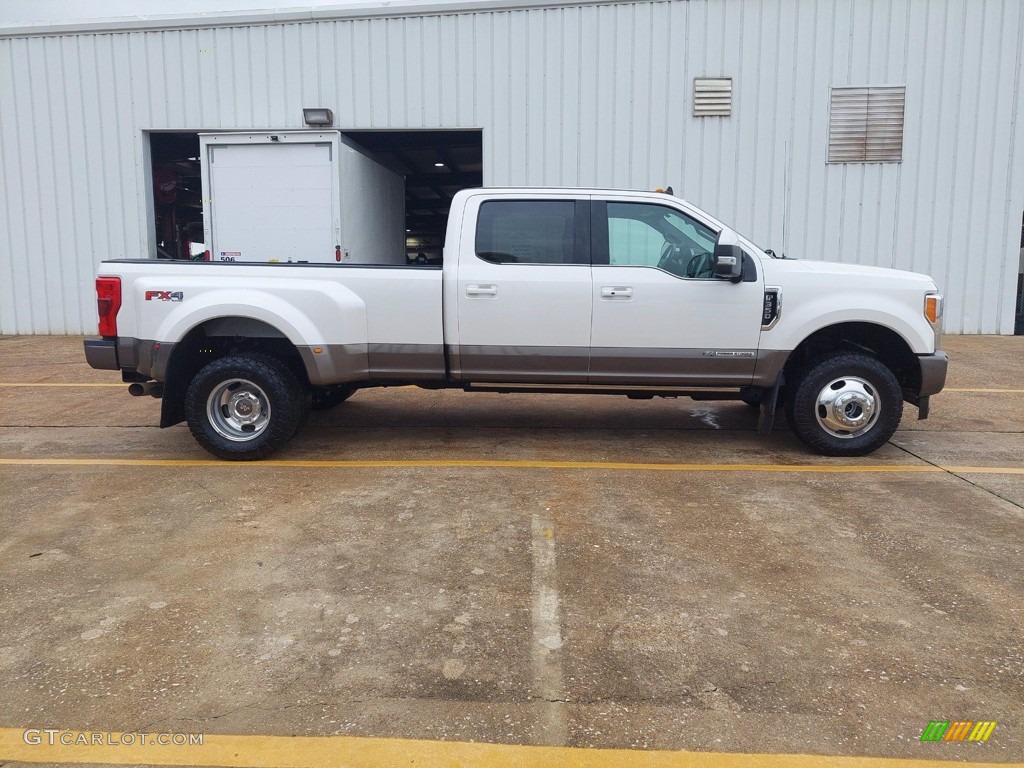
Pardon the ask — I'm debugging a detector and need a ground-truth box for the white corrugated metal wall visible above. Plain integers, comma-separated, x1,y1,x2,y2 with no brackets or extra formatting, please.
1,0,1022,334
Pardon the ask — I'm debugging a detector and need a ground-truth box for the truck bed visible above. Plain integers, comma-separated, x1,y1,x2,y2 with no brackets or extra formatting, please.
92,259,445,385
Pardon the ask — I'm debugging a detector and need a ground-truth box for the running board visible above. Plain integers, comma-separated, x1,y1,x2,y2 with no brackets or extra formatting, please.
463,382,745,398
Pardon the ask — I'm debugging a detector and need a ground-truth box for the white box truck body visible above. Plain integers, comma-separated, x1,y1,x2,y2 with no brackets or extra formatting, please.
199,131,405,265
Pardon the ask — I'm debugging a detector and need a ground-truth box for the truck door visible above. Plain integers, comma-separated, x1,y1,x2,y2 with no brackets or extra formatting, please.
589,199,763,386
453,194,592,383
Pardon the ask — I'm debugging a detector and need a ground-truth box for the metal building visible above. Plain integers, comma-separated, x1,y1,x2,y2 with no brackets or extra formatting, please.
1,0,1022,335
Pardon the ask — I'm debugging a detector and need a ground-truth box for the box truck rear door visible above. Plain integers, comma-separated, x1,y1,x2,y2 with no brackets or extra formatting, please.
199,132,342,263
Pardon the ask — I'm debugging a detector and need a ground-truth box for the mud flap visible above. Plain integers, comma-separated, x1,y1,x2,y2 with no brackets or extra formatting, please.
757,371,785,435
917,395,930,420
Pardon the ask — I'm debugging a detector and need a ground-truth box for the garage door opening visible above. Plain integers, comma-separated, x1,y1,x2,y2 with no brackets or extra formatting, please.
149,132,205,260
1017,211,1024,335
343,130,483,264
147,129,482,265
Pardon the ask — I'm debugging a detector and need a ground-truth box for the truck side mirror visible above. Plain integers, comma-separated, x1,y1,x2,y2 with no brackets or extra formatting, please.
713,242,744,282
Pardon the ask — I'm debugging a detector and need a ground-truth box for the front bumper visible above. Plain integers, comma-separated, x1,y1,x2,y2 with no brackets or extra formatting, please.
918,351,949,397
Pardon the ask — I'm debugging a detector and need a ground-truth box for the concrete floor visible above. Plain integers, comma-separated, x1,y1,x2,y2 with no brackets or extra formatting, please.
0,335,1021,762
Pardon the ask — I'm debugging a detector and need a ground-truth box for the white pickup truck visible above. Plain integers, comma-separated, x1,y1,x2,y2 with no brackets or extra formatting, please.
85,187,947,460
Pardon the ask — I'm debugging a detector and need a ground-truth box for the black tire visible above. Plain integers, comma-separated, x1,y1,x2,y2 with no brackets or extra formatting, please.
310,384,357,411
786,352,903,457
185,354,309,460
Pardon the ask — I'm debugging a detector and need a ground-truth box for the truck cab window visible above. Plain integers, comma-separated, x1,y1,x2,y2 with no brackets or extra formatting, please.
475,200,579,264
607,202,717,278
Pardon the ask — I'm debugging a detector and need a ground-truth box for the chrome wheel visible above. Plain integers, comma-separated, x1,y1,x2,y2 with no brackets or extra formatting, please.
814,376,879,439
206,378,271,441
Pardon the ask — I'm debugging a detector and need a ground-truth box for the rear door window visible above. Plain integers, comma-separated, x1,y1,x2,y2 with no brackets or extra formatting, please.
475,201,584,264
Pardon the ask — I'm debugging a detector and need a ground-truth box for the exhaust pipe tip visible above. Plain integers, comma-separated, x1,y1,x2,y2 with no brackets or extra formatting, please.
128,381,163,398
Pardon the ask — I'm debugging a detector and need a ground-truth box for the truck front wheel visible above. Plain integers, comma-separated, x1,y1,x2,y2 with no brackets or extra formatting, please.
787,352,903,457
185,354,309,460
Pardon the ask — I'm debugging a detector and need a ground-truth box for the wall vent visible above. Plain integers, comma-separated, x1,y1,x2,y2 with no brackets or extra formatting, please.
828,86,906,163
693,78,732,117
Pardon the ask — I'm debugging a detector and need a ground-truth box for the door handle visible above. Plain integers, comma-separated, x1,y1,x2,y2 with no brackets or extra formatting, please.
601,286,633,299
466,284,498,297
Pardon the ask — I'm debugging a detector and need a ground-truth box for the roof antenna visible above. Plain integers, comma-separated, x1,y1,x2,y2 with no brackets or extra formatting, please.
665,186,674,195
782,141,791,258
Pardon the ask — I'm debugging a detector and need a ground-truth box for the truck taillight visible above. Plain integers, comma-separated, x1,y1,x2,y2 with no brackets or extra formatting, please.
96,277,121,337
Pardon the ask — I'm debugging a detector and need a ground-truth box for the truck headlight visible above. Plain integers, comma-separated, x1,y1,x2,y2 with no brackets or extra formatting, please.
924,293,943,325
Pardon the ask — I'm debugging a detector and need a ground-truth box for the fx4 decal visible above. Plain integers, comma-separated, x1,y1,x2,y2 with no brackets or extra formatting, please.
145,290,184,302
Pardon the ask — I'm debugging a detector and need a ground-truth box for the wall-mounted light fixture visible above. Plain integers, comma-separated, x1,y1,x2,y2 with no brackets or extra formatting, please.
302,108,334,127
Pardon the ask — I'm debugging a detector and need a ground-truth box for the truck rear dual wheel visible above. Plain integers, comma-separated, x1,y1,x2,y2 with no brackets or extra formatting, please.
787,352,903,457
185,354,310,460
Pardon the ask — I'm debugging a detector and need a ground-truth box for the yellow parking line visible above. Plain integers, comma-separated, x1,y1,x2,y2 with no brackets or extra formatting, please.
0,457,1022,474
947,466,1024,474
0,382,125,387
944,387,1024,393
0,729,1015,768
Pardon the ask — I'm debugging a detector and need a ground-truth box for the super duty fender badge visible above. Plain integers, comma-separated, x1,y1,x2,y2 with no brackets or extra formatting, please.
701,351,755,358
145,290,184,302
762,286,782,329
